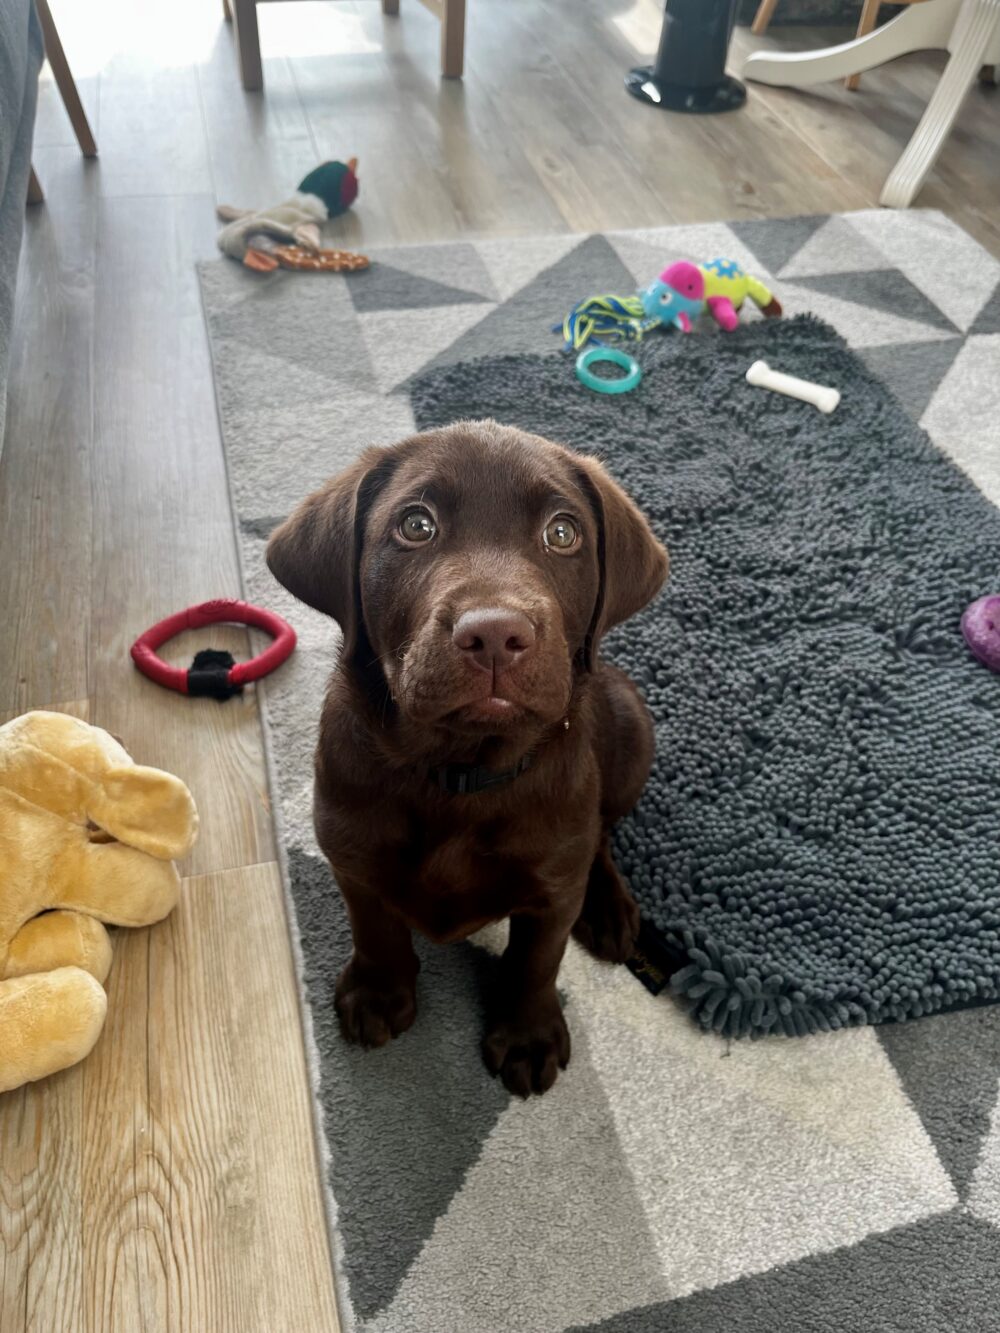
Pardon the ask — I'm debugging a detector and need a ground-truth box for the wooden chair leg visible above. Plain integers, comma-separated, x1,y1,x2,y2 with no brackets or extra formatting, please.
27,166,45,207
382,0,400,15
231,0,263,90
441,0,465,78
35,0,97,158
846,0,882,90
751,0,781,37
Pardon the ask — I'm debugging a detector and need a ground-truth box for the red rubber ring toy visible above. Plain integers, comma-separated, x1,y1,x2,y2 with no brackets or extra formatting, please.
130,599,296,700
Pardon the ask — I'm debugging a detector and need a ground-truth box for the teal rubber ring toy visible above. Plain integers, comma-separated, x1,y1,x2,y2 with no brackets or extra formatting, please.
575,346,642,395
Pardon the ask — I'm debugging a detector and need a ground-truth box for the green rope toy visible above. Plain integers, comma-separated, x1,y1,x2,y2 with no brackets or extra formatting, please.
555,294,659,351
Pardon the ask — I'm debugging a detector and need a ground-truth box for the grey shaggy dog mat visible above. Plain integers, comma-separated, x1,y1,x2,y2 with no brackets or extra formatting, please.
408,316,1000,1040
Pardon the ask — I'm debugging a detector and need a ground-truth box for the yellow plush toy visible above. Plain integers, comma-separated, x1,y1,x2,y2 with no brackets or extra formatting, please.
0,711,198,1094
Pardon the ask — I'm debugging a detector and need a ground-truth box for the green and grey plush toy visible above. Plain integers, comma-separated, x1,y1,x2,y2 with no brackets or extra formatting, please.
216,159,361,272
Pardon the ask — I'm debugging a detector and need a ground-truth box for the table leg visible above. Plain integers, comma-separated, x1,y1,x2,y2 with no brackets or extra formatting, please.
441,0,466,78
27,166,45,206
36,0,97,157
881,0,1000,205
751,0,781,36
845,0,882,91
742,0,958,86
232,0,263,91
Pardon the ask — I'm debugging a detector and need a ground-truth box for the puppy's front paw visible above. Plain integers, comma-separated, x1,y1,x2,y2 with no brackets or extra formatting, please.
335,961,417,1048
482,1002,570,1097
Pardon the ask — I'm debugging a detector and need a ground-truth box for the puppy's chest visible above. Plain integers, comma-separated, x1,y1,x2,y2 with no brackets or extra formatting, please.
390,823,544,943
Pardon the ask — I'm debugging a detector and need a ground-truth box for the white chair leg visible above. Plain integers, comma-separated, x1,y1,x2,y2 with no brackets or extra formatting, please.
881,0,1000,205
742,0,958,86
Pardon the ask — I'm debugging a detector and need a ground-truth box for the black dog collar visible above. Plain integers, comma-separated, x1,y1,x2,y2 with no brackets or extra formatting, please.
429,717,569,795
432,752,533,795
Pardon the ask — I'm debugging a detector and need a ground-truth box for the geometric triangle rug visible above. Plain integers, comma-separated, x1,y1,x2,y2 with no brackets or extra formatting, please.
199,210,1000,1333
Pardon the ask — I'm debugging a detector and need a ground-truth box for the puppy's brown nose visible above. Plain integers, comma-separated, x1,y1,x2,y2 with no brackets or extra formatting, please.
453,609,536,675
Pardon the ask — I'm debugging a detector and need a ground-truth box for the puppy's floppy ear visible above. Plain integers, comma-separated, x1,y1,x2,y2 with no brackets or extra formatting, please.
266,447,397,652
574,454,668,658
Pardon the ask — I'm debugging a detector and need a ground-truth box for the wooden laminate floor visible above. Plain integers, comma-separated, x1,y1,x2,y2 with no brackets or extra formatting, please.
1,0,997,1328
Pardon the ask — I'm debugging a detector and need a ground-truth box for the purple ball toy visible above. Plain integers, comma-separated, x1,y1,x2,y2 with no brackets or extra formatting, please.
961,594,1000,673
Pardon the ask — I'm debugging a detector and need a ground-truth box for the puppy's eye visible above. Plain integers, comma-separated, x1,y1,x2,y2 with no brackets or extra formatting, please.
543,514,579,551
399,508,437,543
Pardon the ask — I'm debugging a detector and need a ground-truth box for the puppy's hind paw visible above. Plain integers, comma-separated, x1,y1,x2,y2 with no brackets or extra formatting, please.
573,860,641,965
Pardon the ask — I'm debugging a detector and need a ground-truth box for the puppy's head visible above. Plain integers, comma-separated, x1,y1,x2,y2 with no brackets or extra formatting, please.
267,421,667,738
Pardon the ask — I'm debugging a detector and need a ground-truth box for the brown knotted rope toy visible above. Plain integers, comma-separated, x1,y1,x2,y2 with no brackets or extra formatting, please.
273,245,370,273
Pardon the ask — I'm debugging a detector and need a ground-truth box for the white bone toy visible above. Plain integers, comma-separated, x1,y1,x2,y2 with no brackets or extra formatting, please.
745,360,841,414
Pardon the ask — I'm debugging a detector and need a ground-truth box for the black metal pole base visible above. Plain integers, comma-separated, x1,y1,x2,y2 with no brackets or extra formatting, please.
626,0,745,115
625,67,746,113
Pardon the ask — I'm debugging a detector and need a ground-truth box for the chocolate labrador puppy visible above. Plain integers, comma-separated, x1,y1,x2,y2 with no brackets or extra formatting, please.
267,419,667,1096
